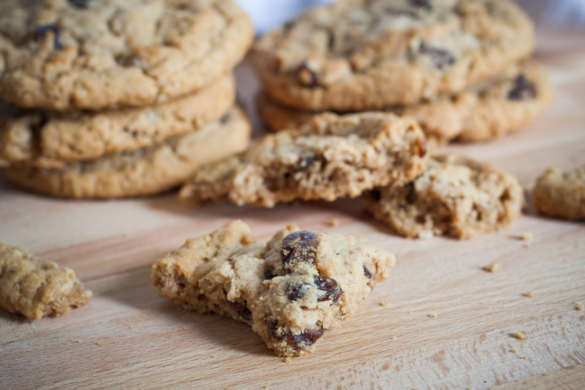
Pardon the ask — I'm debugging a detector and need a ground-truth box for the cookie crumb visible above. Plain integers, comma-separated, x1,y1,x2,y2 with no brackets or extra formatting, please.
78,340,83,344
520,231,533,241
510,348,518,353
522,355,529,360
484,263,499,273
212,355,218,359
96,342,103,346
285,357,291,364
468,387,473,390
326,218,340,227
514,332,526,340
379,301,391,307
183,327,187,330
429,313,437,318
130,326,134,330
574,302,584,311
525,292,534,298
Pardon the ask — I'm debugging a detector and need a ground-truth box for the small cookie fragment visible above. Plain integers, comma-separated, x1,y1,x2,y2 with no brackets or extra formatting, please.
180,112,428,207
0,242,92,319
484,263,499,273
514,332,527,340
150,220,395,357
364,155,524,239
533,165,585,221
575,302,584,311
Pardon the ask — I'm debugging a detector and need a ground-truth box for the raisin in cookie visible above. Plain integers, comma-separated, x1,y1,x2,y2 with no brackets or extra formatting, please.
533,165,585,221
0,0,253,111
150,220,395,357
1,107,251,199
0,73,235,168
0,241,92,319
253,0,534,112
258,61,553,144
364,155,524,239
180,112,429,207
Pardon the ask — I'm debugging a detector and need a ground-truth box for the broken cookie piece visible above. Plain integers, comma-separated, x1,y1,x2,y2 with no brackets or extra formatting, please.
179,112,428,207
532,165,585,221
0,242,92,319
150,220,395,356
364,155,524,239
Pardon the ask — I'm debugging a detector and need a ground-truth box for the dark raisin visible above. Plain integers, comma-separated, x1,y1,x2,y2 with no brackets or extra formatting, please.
508,75,536,100
264,269,276,280
370,189,382,202
299,156,316,170
268,321,324,350
283,20,296,33
286,281,310,302
419,43,455,70
68,0,89,8
295,61,321,88
131,131,138,138
406,181,417,203
410,0,432,10
220,112,232,124
281,231,319,275
34,24,62,50
364,265,373,279
314,275,341,303
226,300,251,321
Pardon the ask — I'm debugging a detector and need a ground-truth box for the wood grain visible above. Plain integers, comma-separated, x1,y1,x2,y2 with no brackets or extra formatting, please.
1,43,585,390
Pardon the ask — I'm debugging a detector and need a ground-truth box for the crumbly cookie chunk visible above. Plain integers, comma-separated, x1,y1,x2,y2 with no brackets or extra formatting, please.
258,61,553,144
364,155,524,239
533,165,585,221
180,112,429,207
0,242,92,319
253,0,534,111
150,220,395,356
1,107,251,199
0,73,235,168
0,0,253,110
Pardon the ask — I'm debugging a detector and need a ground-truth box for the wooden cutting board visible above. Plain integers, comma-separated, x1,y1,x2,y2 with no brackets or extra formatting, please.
1,42,585,390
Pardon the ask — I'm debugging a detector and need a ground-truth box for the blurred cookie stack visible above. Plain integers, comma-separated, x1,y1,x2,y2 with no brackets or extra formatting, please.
253,0,553,146
0,0,254,199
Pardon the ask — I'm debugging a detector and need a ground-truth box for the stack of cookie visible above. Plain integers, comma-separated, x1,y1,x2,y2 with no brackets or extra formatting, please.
0,0,254,199
253,0,553,145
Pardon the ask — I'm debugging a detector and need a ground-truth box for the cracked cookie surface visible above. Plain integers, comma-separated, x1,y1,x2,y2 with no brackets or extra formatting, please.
258,61,553,144
0,241,92,319
364,154,524,239
0,0,253,110
180,111,429,207
150,219,395,356
533,165,585,221
253,0,534,111
0,73,235,168
1,106,251,199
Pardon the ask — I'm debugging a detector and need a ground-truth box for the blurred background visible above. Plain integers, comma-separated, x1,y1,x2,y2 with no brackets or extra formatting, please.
235,0,585,52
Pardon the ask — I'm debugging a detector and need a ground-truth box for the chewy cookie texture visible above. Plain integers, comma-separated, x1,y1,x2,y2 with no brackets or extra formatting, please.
258,61,553,144
0,242,91,319
150,220,395,357
180,111,428,207
0,0,254,111
253,0,534,111
364,155,524,239
533,165,585,221
1,107,251,199
0,73,236,168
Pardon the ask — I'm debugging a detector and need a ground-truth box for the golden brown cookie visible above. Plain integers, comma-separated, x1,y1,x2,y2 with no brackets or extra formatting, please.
150,220,395,357
1,107,251,199
0,0,253,110
180,111,429,207
253,0,534,111
533,165,585,221
364,154,524,239
0,242,92,319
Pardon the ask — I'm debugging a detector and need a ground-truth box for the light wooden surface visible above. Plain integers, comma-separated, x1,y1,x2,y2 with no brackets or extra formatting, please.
1,41,585,390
